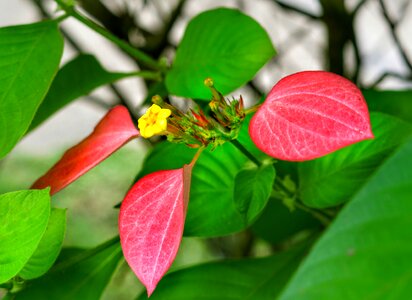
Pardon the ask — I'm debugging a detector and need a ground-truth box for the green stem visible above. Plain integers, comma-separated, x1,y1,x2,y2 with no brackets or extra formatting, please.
56,2,163,71
231,139,262,167
294,202,331,226
129,70,162,81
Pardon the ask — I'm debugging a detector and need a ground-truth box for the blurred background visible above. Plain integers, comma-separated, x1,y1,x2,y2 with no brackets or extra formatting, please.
1,0,411,298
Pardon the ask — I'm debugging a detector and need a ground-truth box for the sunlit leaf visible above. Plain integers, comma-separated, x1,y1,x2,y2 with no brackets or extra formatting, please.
19,208,66,280
0,21,63,159
0,189,50,283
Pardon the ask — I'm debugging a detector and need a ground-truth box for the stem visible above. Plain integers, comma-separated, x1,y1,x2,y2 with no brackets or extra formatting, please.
294,202,331,226
129,70,162,81
189,147,204,167
56,1,163,71
230,139,262,167
244,104,261,115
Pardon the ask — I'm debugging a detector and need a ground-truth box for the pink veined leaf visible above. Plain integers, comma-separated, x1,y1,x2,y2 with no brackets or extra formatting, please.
31,105,139,195
249,71,374,161
119,165,193,297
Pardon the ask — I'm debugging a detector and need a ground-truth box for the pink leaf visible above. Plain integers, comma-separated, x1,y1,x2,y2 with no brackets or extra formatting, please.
119,165,192,296
249,71,373,161
31,105,139,195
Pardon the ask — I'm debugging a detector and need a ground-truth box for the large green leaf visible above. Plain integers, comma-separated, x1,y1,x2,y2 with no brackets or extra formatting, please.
19,208,66,280
0,21,63,159
166,8,275,99
279,137,412,300
251,199,320,245
234,163,275,224
138,242,309,300
138,142,268,236
14,237,122,300
0,189,50,283
299,113,412,208
29,54,136,130
364,89,412,123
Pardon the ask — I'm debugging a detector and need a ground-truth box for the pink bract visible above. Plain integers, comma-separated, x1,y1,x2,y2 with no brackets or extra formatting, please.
249,71,374,161
119,168,190,296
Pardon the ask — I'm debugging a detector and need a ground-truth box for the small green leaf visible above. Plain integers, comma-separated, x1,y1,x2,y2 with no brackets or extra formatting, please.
299,113,412,208
0,189,50,283
364,89,412,123
30,54,136,130
138,242,309,300
234,163,275,224
166,8,275,99
19,208,66,280
279,137,412,300
14,237,122,300
251,199,320,245
0,21,63,159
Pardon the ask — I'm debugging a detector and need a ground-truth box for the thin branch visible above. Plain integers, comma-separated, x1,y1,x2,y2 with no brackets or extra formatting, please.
272,0,321,20
368,71,412,88
352,0,369,16
378,0,412,72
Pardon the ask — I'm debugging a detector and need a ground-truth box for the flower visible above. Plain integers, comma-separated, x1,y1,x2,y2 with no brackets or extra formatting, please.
138,104,172,138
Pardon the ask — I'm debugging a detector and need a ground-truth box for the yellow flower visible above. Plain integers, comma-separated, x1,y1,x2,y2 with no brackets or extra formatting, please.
138,104,172,138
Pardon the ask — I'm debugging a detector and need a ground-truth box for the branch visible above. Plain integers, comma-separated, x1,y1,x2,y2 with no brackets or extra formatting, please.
368,71,412,88
378,0,412,72
272,0,321,20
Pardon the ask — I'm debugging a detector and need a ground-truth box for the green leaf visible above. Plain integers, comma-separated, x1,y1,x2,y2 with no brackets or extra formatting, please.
14,237,122,300
19,208,66,280
364,89,412,123
234,163,275,224
166,8,275,99
279,137,412,300
29,54,136,130
0,189,50,283
299,112,412,208
138,242,309,300
0,21,63,159
138,142,268,236
251,199,320,245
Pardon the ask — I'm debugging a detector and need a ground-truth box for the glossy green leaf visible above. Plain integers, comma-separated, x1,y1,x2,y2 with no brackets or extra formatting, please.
19,208,66,280
166,8,275,99
30,54,136,130
138,142,267,236
14,237,122,300
279,137,412,300
0,21,63,159
138,242,309,300
0,189,50,283
299,113,412,208
251,199,320,245
364,89,412,123
234,163,275,224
